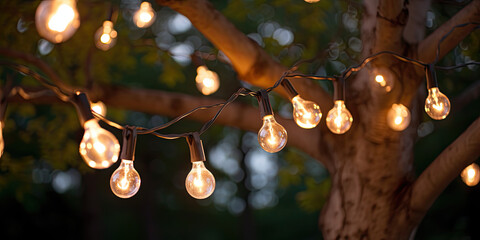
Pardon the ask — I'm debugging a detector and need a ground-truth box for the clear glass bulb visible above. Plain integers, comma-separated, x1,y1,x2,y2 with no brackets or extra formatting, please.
387,104,411,131
258,115,287,153
326,100,353,134
185,161,215,199
94,21,117,51
374,74,394,92
79,119,120,169
91,101,107,116
110,159,141,198
461,163,480,187
133,2,156,28
425,87,450,120
35,0,80,43
291,95,322,129
195,66,220,95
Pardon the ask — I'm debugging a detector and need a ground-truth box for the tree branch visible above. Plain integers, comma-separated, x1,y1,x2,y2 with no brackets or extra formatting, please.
156,0,332,113
403,0,432,44
418,0,480,63
409,116,480,225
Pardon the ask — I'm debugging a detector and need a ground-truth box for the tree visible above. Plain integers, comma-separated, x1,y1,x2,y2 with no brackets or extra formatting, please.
1,0,480,239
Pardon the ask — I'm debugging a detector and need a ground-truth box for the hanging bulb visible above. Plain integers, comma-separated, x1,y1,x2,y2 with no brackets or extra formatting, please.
425,87,450,120
326,100,353,134
91,101,107,116
0,122,4,158
94,21,117,51
258,115,288,153
133,2,156,28
461,163,480,187
79,119,120,169
291,96,322,129
185,161,215,199
110,159,141,198
195,66,220,95
387,104,411,131
35,0,80,43
374,74,394,92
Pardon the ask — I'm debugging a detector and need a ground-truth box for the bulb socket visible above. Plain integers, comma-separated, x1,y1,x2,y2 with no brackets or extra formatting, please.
71,91,94,126
426,64,438,89
187,132,206,163
333,77,345,101
120,126,137,161
256,90,273,118
281,79,299,100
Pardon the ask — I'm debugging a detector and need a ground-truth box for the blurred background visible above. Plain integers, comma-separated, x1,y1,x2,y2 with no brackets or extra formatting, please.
0,0,479,239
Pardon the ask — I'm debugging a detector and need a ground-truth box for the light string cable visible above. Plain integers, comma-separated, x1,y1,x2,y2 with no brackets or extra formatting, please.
433,21,480,64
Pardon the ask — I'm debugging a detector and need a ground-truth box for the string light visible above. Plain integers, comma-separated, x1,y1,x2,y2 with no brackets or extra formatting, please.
185,133,215,199
374,74,394,92
110,127,141,198
35,0,80,43
326,78,353,134
256,90,288,153
95,21,117,51
461,163,480,187
387,104,411,131
91,101,107,116
195,66,220,95
72,92,120,169
133,2,156,28
425,64,451,120
0,122,4,158
281,80,322,129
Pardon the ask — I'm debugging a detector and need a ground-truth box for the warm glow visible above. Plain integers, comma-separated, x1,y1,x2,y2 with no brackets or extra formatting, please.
372,72,393,92
387,104,411,131
0,123,4,158
425,87,450,120
95,21,117,51
133,2,156,28
291,95,322,129
195,66,220,95
35,0,80,43
100,33,111,44
79,119,120,169
110,160,141,198
91,101,107,116
304,0,320,2
375,75,386,86
461,163,480,187
185,161,215,199
258,115,288,153
47,4,74,32
326,100,353,134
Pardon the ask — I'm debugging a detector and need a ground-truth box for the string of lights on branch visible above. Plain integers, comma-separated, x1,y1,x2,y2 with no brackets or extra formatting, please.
1,0,480,199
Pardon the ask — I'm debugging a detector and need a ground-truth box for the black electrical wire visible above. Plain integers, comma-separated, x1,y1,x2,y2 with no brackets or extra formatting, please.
434,22,480,64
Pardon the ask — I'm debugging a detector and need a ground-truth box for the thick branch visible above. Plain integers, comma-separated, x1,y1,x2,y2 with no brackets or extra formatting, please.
403,0,432,44
157,0,332,113
410,116,480,225
418,0,480,63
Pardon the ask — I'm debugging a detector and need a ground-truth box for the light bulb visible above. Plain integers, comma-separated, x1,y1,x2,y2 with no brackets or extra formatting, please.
461,163,480,187
305,0,320,2
291,95,322,129
374,74,394,92
133,2,156,28
0,123,4,158
425,87,450,120
79,119,120,169
387,104,411,131
258,115,287,153
94,21,117,51
185,161,215,199
326,100,353,134
195,66,220,95
110,159,141,198
91,101,107,116
35,0,80,43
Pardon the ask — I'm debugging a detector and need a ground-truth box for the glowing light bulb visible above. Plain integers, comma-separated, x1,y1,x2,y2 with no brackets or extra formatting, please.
424,87,450,120
35,0,80,43
185,161,215,199
91,101,107,116
291,95,322,129
133,2,156,28
257,115,287,153
461,163,480,187
79,119,120,169
326,100,353,134
195,66,220,95
110,159,141,198
374,74,394,92
0,123,4,158
94,21,117,51
387,104,411,131
305,0,320,2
